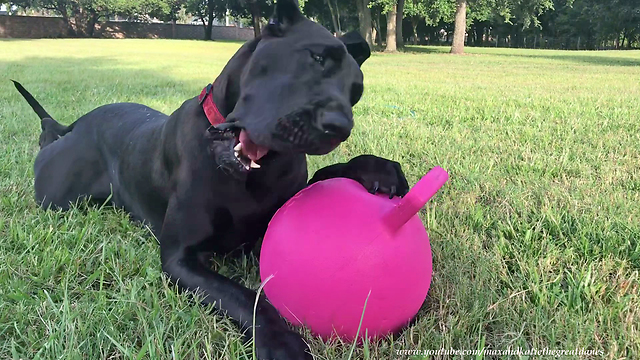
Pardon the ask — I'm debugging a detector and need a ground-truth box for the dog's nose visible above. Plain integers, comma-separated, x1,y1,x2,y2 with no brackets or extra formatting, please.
318,111,352,141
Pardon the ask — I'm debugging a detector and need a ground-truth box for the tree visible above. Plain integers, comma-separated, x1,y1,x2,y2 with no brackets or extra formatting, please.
448,0,554,54
227,0,273,37
449,0,466,53
184,0,226,40
404,0,425,44
10,0,102,37
371,0,400,51
10,0,175,37
594,0,640,48
149,0,186,22
355,0,373,47
369,2,384,45
395,0,404,46
371,0,450,51
324,0,341,33
148,0,185,38
247,0,265,36
386,1,397,50
541,0,640,49
404,0,454,44
303,0,359,35
405,1,419,44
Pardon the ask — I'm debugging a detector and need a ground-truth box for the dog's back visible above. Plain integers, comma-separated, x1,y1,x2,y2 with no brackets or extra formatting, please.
13,80,169,150
13,80,171,214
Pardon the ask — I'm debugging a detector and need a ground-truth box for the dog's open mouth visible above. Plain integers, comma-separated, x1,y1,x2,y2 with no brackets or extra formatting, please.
233,130,269,170
206,124,270,175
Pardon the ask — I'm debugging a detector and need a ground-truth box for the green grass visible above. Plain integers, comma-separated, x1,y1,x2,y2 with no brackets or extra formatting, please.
1,39,639,359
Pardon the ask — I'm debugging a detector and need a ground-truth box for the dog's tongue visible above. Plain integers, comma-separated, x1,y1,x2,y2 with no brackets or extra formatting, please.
239,130,269,161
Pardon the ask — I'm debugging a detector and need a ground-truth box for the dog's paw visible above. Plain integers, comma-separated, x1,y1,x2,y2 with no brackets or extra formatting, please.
255,328,313,360
343,155,409,198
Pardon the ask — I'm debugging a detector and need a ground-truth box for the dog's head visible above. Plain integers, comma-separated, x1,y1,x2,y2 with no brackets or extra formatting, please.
210,0,370,173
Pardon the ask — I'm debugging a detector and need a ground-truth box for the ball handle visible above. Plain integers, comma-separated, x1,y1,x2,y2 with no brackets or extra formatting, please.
382,166,449,233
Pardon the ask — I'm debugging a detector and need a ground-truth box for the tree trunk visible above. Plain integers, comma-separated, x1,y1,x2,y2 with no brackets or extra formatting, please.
250,0,261,37
385,4,397,52
72,5,96,37
372,25,378,46
539,34,543,49
57,4,75,37
450,0,466,54
204,0,214,40
65,3,80,37
411,16,418,45
476,23,485,45
200,15,207,38
324,0,340,34
470,23,477,45
252,14,261,37
363,0,373,47
334,0,342,34
70,3,81,36
85,10,99,38
395,0,404,48
205,17,213,40
373,11,382,46
356,0,373,48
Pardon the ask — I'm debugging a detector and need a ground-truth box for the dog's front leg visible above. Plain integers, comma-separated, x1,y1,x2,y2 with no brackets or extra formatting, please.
309,154,410,198
159,193,311,360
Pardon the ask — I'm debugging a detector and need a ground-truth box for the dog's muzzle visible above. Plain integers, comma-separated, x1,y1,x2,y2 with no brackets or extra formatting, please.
274,107,351,154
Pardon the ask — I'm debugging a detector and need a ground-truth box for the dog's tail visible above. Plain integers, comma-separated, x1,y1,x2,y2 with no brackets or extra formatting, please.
12,80,54,120
12,80,72,148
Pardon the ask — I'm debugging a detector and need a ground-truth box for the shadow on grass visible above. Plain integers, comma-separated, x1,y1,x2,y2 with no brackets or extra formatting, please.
2,56,209,125
489,51,640,67
399,45,449,55
390,43,640,67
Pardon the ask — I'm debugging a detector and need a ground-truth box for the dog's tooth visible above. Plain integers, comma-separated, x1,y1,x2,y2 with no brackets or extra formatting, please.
234,143,242,152
250,161,261,169
234,150,240,159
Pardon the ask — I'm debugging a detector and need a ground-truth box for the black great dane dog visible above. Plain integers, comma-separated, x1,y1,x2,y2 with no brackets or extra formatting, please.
13,0,409,358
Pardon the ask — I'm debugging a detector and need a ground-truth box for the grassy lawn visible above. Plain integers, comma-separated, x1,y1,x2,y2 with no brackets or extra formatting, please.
1,39,639,359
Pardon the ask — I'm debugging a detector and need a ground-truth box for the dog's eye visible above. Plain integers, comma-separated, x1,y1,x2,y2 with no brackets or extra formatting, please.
311,53,324,65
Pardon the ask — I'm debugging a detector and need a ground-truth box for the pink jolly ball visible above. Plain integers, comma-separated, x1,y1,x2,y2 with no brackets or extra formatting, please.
259,177,433,341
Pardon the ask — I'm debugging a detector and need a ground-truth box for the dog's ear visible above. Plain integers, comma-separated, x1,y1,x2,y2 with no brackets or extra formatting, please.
339,31,371,67
212,37,261,116
265,0,303,36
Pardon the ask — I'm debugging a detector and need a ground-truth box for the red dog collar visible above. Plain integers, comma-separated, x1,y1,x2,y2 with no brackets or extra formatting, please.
198,84,226,126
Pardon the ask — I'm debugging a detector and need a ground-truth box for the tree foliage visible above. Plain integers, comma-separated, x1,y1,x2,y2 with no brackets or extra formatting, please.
184,0,226,39
226,0,273,36
10,0,180,36
8,0,640,48
304,0,357,34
